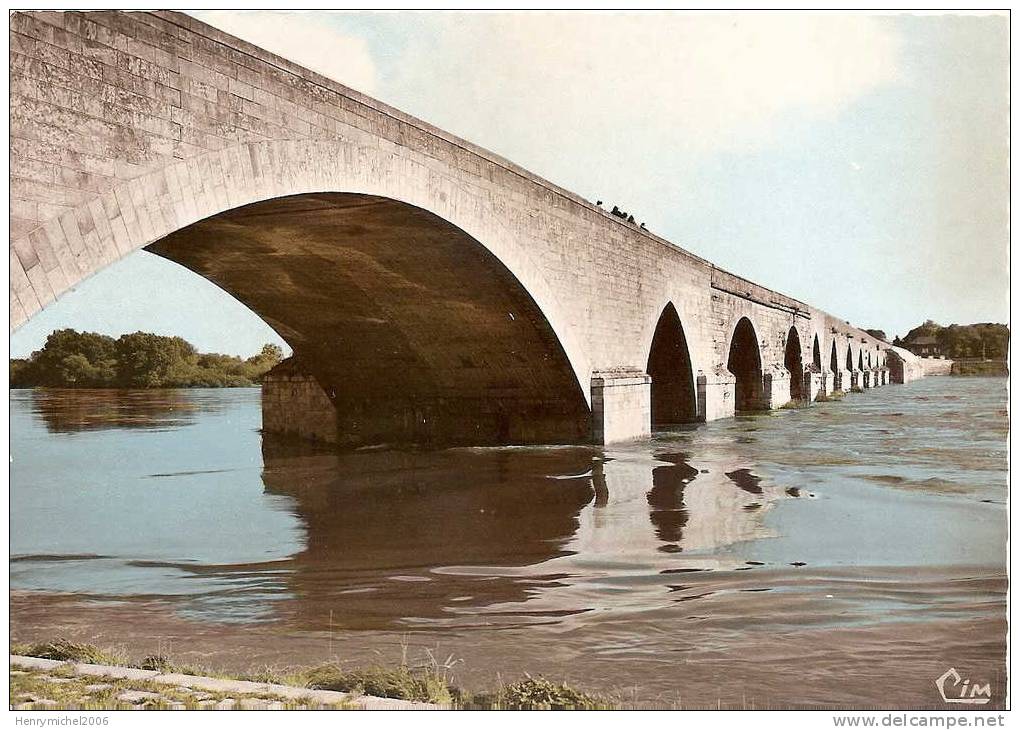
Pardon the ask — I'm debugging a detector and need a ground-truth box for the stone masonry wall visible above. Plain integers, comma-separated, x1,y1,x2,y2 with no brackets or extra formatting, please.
261,362,338,444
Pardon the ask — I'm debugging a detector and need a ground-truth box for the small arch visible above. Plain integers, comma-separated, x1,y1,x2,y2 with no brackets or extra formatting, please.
812,334,822,370
830,340,839,372
845,342,854,371
646,303,697,426
727,317,764,411
858,350,864,370
784,326,805,401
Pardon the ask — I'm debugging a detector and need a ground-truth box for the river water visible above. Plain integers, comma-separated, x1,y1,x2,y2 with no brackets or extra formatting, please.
9,378,1007,708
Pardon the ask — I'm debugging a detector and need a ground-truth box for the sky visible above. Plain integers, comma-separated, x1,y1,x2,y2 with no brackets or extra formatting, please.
10,11,1009,357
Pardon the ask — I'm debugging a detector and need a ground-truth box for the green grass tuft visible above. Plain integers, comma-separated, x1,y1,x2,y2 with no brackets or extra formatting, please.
485,676,610,710
17,638,125,666
140,654,175,672
303,663,452,705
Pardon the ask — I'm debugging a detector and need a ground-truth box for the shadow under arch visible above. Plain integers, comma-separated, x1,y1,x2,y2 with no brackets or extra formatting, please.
646,303,698,426
147,192,591,447
830,339,839,373
784,326,804,401
812,334,822,369
727,317,765,411
845,342,854,371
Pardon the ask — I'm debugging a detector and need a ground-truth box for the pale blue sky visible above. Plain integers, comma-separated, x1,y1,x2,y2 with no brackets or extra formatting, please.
11,12,1008,358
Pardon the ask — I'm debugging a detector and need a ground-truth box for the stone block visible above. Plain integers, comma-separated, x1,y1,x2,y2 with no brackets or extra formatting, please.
763,367,791,409
591,371,650,445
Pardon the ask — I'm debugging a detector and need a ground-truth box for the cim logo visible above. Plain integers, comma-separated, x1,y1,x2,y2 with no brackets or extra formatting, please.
935,668,991,705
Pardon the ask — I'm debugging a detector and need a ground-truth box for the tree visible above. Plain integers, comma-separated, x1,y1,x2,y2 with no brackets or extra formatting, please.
865,329,888,342
15,329,118,387
115,332,198,387
242,343,285,381
10,329,288,388
900,320,1008,359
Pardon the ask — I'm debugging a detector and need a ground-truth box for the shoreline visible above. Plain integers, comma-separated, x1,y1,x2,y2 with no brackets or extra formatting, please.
10,654,433,710
10,584,1007,710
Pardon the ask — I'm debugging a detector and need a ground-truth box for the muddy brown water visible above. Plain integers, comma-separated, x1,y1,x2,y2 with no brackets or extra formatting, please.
9,377,1007,708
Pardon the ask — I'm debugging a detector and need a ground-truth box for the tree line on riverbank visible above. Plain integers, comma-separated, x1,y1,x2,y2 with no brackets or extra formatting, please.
10,328,284,388
893,320,1008,359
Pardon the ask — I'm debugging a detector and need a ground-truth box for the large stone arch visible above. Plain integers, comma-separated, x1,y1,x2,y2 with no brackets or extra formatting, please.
11,140,594,446
12,140,590,391
645,302,698,426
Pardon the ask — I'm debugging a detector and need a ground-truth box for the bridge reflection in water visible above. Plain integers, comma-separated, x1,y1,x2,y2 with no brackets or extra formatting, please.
253,431,799,632
17,387,803,630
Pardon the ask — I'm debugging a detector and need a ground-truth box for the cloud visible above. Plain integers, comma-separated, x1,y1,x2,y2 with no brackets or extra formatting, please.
192,10,378,95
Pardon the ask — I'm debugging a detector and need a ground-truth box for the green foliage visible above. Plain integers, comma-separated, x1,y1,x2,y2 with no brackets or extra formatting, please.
10,329,284,389
485,676,610,710
140,654,175,672
864,329,887,342
18,638,125,666
303,663,453,705
901,321,1008,359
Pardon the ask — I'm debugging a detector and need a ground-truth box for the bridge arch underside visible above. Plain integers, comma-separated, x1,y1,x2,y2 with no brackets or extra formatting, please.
784,327,805,401
646,304,697,427
146,192,591,448
727,317,765,412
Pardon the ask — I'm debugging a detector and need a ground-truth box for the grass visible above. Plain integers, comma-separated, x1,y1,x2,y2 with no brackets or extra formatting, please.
11,637,612,710
11,639,126,666
469,676,611,710
779,399,809,410
303,663,453,704
815,390,845,402
9,669,342,710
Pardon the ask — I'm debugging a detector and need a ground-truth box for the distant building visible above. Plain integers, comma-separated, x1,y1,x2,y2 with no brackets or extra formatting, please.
901,334,942,358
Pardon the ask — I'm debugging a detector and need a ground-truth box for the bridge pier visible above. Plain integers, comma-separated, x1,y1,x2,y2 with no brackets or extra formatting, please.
808,368,830,401
262,360,339,444
763,367,792,409
590,371,652,444
702,368,737,421
862,371,872,389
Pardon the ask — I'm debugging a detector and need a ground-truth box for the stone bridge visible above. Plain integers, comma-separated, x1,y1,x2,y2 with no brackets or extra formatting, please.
9,10,915,448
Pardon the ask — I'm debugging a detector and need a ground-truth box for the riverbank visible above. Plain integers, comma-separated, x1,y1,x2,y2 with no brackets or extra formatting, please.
951,359,1008,376
10,655,369,710
9,584,1006,709
9,636,608,710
